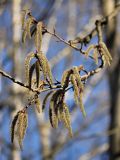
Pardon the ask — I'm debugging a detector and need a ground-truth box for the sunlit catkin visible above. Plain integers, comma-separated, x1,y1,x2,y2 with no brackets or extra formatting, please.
35,22,43,52
11,113,19,143
42,91,53,111
34,94,41,113
25,52,35,86
63,103,73,137
37,52,53,85
99,42,112,66
61,69,72,89
49,100,58,128
35,60,41,88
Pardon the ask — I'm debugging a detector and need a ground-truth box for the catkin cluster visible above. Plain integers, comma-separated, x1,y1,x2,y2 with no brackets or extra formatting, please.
61,65,86,117
42,89,72,137
22,10,53,89
84,42,112,66
10,10,113,149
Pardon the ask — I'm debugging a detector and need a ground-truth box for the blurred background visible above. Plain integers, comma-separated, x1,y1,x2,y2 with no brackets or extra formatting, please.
0,0,120,160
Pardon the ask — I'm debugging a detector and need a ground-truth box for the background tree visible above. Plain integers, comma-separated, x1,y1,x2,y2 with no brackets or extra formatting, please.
100,0,120,159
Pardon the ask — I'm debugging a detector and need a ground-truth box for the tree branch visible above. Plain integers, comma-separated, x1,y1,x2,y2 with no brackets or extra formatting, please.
69,4,120,45
0,57,103,95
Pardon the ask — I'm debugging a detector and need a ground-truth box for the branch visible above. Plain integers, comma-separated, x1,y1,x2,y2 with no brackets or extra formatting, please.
0,57,103,95
80,143,109,160
45,28,81,51
41,4,120,58
70,4,120,45
0,69,38,93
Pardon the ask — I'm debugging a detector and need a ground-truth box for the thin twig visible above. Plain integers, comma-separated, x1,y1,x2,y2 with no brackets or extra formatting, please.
70,4,120,45
0,58,103,94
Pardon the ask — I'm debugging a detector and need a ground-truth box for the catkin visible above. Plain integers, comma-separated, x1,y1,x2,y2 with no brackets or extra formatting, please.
22,15,34,43
16,110,28,149
37,52,53,85
35,60,41,88
42,91,53,111
49,100,58,128
26,16,34,38
70,72,86,117
61,69,72,89
11,113,19,143
29,63,36,88
34,94,41,113
63,103,73,137
25,52,35,86
35,22,43,52
99,42,112,66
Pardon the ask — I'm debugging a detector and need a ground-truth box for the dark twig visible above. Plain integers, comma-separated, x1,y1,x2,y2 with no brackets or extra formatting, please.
70,4,120,45
0,69,38,93
0,57,103,94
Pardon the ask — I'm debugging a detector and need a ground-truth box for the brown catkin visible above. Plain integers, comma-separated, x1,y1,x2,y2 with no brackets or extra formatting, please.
21,11,26,29
70,74,79,98
22,30,27,43
16,110,28,149
22,14,34,43
100,42,112,66
25,52,35,86
79,95,86,117
101,48,111,66
42,91,53,111
11,113,19,143
37,52,53,84
29,63,36,88
35,60,41,88
61,69,72,89
49,90,65,128
73,66,84,97
34,94,41,113
35,22,43,52
63,103,73,137
49,100,58,128
72,66,83,87
21,10,29,29
26,16,34,38
70,72,86,117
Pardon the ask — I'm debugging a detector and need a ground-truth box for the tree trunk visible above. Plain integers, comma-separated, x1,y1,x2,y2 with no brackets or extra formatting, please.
10,0,22,160
100,0,120,159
